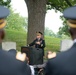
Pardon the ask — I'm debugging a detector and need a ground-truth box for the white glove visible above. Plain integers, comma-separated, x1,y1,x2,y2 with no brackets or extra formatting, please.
16,52,26,61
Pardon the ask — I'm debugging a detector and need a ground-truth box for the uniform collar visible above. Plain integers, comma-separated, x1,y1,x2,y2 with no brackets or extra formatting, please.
73,39,76,43
36,38,42,40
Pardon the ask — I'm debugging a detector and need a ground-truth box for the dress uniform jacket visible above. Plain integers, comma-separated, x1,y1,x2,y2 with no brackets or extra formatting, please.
0,49,31,75
29,38,45,56
0,6,31,75
45,42,76,75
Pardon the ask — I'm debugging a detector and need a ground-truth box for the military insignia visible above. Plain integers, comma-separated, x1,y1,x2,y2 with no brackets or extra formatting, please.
16,52,26,61
41,44,43,47
0,6,9,29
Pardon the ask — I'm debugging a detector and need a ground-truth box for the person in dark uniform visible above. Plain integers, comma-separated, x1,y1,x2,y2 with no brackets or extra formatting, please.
45,6,76,75
0,6,31,75
29,32,45,56
8,49,17,56
28,32,45,75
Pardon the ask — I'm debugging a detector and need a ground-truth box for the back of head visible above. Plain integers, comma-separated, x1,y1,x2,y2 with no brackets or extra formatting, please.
0,6,9,41
63,6,76,40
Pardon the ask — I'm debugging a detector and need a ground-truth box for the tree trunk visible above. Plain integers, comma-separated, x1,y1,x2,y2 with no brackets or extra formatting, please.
25,0,48,44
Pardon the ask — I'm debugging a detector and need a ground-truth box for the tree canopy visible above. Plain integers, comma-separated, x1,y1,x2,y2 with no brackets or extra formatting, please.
0,0,27,31
0,0,11,7
47,0,73,11
6,8,27,31
47,0,76,36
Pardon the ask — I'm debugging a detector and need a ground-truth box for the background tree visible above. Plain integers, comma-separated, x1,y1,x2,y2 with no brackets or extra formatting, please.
48,0,76,36
58,19,70,36
6,8,27,31
0,0,11,7
44,27,56,37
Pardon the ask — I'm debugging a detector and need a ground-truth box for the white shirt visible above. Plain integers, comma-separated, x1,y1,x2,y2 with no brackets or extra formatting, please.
30,65,35,75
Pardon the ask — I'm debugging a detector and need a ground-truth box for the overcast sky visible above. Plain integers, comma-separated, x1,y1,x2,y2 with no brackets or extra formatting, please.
11,0,63,33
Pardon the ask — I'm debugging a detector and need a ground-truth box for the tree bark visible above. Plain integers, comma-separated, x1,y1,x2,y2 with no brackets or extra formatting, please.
24,0,48,44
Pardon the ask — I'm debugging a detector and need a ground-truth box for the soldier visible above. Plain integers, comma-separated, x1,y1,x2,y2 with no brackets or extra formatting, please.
0,6,31,75
28,32,45,75
45,6,76,75
29,32,45,56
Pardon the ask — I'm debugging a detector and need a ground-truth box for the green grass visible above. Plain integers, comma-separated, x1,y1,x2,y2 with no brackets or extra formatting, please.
45,36,61,52
4,29,62,52
4,29,27,51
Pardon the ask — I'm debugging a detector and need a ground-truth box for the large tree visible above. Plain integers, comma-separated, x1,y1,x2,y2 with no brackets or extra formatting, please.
25,0,48,44
0,0,11,7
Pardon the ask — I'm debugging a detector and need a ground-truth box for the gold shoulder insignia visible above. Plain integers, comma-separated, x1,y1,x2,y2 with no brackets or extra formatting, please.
41,44,43,47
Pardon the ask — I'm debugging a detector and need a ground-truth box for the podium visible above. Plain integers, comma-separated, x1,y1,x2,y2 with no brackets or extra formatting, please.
21,46,43,65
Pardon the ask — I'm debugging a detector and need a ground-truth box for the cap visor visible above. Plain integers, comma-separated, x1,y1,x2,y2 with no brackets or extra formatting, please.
0,21,6,29
67,21,76,28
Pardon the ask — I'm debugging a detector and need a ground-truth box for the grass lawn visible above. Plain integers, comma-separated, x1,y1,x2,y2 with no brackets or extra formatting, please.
4,29,27,51
45,36,61,52
4,29,62,52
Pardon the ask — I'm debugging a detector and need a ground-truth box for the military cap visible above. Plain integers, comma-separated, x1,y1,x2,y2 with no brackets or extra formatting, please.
0,6,9,29
36,31,43,35
63,6,76,19
63,6,76,28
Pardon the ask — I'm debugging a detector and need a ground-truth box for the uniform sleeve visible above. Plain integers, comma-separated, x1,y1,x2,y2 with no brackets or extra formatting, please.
40,40,45,48
29,40,35,46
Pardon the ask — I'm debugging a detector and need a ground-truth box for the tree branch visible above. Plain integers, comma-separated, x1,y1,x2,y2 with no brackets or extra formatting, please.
47,2,63,11
65,0,72,6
